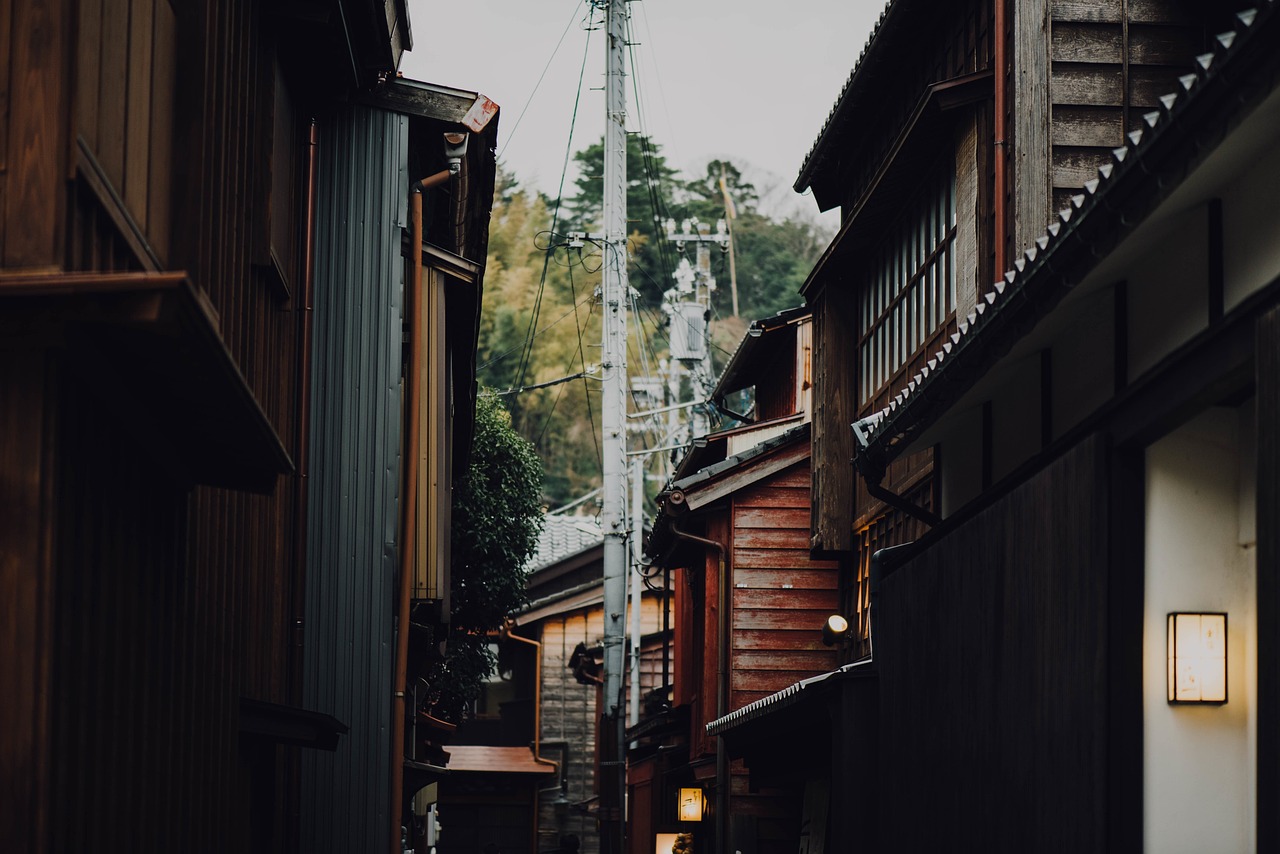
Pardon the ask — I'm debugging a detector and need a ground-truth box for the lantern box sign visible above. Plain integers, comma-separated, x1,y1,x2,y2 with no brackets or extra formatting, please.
1167,612,1227,704
677,787,704,822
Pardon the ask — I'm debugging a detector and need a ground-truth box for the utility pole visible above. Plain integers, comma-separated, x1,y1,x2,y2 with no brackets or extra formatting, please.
599,0,629,851
663,217,729,444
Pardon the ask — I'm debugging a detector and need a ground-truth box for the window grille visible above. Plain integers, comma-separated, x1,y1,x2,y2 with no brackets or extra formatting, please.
859,167,957,406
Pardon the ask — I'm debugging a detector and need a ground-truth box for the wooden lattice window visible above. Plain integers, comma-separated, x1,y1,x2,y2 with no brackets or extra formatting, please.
849,478,936,660
859,166,957,407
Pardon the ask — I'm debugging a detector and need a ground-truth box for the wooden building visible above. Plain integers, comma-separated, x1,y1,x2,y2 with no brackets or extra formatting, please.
463,515,671,854
638,309,841,854
714,0,1278,851
0,1,498,851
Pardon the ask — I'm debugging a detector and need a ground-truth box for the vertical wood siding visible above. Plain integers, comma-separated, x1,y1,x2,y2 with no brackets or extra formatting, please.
877,435,1109,852
17,0,312,849
810,288,856,552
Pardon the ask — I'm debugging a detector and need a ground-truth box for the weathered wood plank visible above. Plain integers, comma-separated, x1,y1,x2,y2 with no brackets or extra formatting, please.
733,589,834,611
812,288,856,552
4,0,67,267
734,506,810,530
732,669,823,694
734,608,831,631
732,650,835,672
123,0,153,229
1129,25,1201,67
731,629,831,652
735,547,837,569
731,568,837,590
1051,64,1124,107
1016,0,1052,269
1052,147,1112,191
1127,0,1199,25
1129,65,1187,108
733,485,809,510
732,526,810,550
1052,106,1123,148
1051,23,1122,64
1051,0,1121,24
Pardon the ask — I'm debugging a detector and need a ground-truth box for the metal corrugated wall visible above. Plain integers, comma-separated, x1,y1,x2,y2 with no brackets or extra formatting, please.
302,103,408,852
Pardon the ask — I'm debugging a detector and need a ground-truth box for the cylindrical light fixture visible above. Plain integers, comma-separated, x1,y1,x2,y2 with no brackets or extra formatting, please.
822,614,850,646
1167,612,1227,704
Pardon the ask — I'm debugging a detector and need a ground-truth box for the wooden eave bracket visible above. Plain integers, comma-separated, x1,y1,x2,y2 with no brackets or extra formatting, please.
0,271,294,494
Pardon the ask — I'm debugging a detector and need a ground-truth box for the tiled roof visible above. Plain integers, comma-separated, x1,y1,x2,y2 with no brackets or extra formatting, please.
795,0,898,192
706,659,874,737
668,422,809,494
525,514,603,574
858,4,1278,470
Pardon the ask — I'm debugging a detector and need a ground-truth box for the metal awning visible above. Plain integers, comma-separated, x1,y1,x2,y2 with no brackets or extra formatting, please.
444,745,555,775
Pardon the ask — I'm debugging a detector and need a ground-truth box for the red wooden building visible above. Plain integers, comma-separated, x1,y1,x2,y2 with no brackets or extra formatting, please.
635,308,841,854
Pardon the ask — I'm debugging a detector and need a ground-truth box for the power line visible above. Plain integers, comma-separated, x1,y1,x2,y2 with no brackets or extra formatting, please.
515,0,600,389
497,0,585,161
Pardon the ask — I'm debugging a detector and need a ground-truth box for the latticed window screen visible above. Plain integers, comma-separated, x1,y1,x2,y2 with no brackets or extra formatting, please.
849,478,936,660
859,167,957,406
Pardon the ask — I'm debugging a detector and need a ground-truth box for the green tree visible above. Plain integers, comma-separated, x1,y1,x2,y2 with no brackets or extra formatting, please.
426,392,544,723
565,134,681,303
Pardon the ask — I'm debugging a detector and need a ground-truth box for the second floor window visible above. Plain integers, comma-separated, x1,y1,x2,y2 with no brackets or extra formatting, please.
859,166,956,407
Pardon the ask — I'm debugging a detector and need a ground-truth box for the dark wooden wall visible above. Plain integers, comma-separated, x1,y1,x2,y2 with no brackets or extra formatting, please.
876,435,1110,853
2,0,311,849
730,463,840,710
810,287,856,552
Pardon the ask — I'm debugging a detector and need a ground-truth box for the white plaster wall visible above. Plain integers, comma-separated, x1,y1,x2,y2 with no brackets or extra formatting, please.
1144,407,1257,853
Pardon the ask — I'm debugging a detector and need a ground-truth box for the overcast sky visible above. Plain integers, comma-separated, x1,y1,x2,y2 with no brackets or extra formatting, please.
400,0,886,220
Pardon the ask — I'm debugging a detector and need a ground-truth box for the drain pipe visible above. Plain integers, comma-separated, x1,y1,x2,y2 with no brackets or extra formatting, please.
391,135,471,854
993,0,1008,279
668,513,728,854
852,418,940,527
502,621,563,780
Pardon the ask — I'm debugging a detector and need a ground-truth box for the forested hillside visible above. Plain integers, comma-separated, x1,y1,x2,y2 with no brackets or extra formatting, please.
477,136,829,508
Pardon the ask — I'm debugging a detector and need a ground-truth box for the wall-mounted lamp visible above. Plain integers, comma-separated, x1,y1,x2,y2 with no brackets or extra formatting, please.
1167,612,1227,704
822,614,851,646
677,787,704,822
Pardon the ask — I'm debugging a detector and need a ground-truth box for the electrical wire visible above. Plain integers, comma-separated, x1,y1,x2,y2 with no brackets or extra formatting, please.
498,0,586,161
514,0,600,390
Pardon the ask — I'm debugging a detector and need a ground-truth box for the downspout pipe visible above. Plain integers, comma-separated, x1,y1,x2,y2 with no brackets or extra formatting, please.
392,134,470,854
851,418,941,528
289,115,320,846
391,181,426,854
993,0,1008,280
670,518,729,854
501,622,563,780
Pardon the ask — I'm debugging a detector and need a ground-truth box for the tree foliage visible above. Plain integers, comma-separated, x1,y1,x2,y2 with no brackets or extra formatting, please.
476,145,829,509
427,392,544,723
